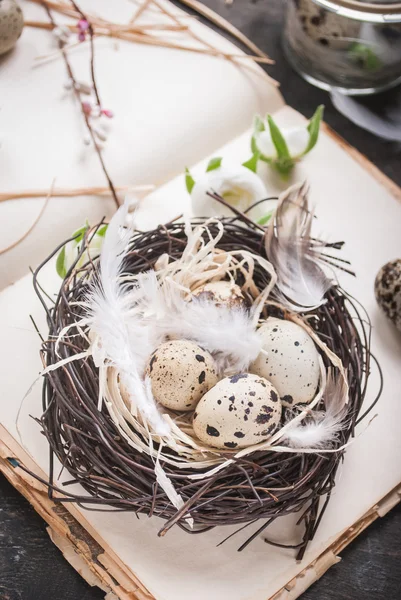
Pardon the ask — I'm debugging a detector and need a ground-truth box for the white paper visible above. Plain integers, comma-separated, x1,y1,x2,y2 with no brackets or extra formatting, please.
1,106,401,600
0,0,282,290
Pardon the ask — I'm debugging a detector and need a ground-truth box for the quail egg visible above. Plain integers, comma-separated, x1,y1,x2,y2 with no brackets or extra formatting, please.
193,373,282,450
250,318,320,407
191,281,246,309
0,0,24,55
375,259,401,332
146,340,218,411
294,0,360,47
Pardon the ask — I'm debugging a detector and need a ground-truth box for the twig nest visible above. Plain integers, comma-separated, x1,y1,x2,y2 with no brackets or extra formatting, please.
375,259,401,332
0,0,24,55
250,318,320,407
146,340,218,411
193,373,282,449
191,280,246,309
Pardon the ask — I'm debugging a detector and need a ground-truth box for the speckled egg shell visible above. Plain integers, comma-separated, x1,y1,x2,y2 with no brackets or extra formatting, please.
146,340,218,412
0,0,24,56
295,0,360,46
191,281,247,309
375,259,401,332
193,373,282,450
250,318,320,407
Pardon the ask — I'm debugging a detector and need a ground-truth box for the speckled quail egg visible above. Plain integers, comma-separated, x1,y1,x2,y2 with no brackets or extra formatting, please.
193,373,282,450
375,259,401,332
191,281,247,309
250,318,320,407
294,0,360,47
146,340,218,412
0,0,24,55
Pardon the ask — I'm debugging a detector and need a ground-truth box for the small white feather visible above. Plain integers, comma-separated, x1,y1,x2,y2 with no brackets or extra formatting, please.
283,370,348,449
266,182,332,312
163,297,262,374
129,272,262,375
88,200,169,436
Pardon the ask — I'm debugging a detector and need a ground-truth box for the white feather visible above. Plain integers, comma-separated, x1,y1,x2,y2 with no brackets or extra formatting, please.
283,370,348,449
163,296,262,374
88,200,169,436
266,182,332,312
129,272,262,375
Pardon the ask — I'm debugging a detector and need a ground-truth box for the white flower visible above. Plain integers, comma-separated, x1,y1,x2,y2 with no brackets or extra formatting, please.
256,127,310,159
56,223,107,278
188,159,267,218
252,105,324,178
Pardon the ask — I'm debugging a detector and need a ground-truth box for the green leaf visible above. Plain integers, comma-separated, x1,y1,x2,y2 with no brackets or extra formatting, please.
56,246,67,279
349,43,381,72
304,105,324,155
251,135,258,156
257,151,271,164
185,167,195,194
251,114,265,155
267,115,291,160
206,157,222,172
242,152,260,173
71,222,89,244
97,224,108,237
253,114,265,135
271,157,296,180
257,210,275,226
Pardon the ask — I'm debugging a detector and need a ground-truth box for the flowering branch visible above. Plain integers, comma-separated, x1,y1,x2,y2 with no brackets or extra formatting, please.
41,1,119,208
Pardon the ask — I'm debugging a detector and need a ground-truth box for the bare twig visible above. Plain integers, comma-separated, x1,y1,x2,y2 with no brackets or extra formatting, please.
0,182,55,255
0,184,154,204
40,1,120,208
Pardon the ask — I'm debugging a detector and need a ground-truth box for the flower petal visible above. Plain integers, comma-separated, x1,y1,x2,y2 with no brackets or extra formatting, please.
284,128,310,157
191,162,267,218
254,129,275,158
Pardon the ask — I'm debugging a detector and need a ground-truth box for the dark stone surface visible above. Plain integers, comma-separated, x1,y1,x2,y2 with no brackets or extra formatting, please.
1,2,401,600
200,0,401,187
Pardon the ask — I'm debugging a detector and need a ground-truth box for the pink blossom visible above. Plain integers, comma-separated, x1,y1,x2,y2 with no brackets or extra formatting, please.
78,19,89,32
82,101,92,115
101,109,114,119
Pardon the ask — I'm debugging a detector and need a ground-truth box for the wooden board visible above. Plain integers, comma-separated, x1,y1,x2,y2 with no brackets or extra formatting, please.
2,425,401,600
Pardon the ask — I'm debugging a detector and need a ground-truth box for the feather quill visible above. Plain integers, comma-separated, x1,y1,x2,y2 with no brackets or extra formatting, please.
283,369,348,449
88,200,169,436
266,182,332,312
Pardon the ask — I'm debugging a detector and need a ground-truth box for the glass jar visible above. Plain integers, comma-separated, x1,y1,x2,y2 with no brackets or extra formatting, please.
283,0,401,94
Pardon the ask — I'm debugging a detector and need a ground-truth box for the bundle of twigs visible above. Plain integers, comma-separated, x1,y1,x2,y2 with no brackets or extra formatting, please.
34,197,380,558
27,0,276,70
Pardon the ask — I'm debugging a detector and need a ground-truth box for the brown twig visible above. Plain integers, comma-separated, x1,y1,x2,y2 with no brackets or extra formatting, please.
175,0,273,62
129,0,152,23
69,0,101,107
40,1,119,208
0,184,153,204
0,185,53,255
29,0,276,67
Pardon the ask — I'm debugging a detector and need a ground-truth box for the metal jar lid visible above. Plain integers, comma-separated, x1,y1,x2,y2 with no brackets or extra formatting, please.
312,1,401,22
